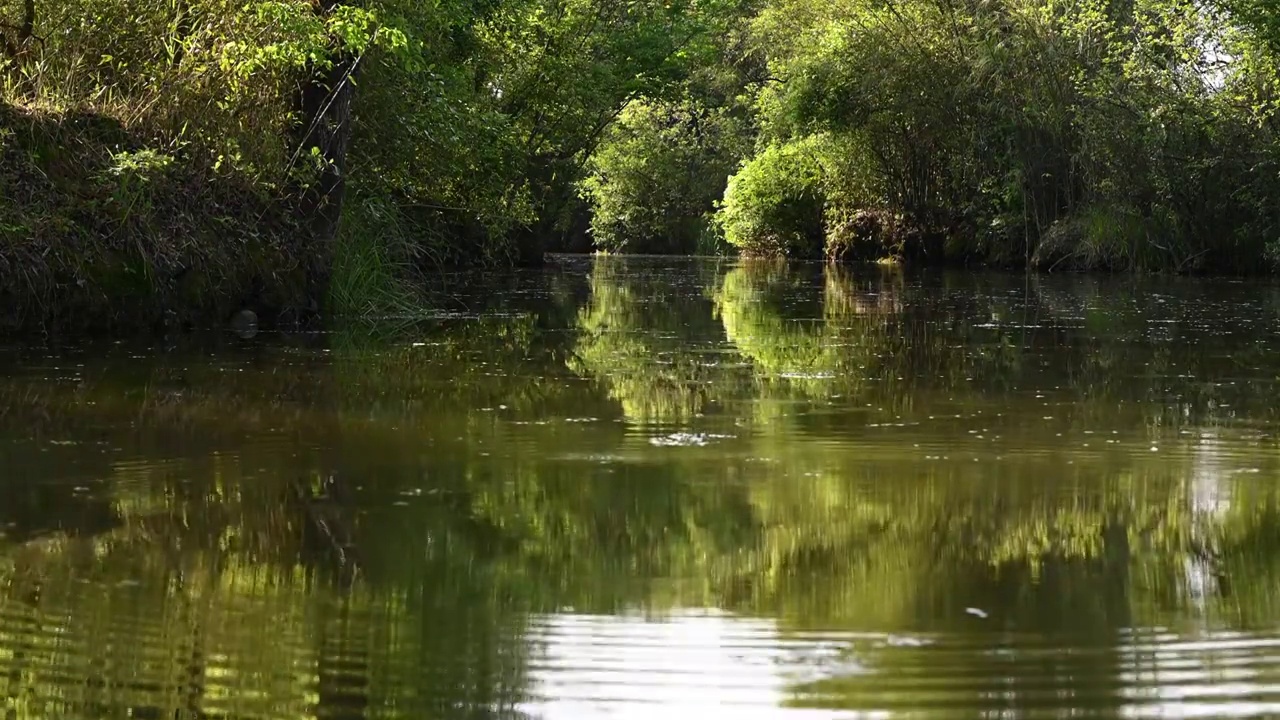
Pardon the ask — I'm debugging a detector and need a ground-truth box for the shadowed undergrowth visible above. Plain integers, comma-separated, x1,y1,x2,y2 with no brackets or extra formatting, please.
0,102,310,334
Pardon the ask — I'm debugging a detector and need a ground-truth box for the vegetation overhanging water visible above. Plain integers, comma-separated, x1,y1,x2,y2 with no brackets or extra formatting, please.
3,0,1280,331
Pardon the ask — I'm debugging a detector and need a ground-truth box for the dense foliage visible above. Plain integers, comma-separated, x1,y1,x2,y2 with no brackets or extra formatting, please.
2,0,1280,328
0,0,747,326
716,0,1280,271
580,97,750,255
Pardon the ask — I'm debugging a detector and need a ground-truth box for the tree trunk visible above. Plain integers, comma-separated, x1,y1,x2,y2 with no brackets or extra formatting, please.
1,0,37,78
295,0,360,315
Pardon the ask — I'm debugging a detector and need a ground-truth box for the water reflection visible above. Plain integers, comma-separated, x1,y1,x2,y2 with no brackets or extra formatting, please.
522,611,866,719
0,256,1279,717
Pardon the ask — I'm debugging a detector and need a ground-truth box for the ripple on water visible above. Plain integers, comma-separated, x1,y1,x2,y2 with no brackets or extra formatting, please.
519,611,874,719
513,615,1280,719
4,261,1280,719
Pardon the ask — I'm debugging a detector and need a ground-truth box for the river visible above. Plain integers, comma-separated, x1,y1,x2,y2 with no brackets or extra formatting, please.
2,255,1280,718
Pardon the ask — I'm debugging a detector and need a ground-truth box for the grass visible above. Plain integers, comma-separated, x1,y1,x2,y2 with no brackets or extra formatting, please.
1032,205,1202,273
328,199,443,320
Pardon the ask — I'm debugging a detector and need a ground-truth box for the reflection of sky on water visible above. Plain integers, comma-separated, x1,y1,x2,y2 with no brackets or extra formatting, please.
520,610,880,719
1187,433,1231,608
521,612,1280,719
1117,632,1280,718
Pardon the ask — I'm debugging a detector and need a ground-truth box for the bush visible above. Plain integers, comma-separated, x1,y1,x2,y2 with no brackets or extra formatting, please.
727,0,1280,274
581,98,751,255
715,137,828,258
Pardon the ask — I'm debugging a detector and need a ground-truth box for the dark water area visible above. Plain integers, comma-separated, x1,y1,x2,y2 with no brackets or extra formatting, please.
3,255,1280,718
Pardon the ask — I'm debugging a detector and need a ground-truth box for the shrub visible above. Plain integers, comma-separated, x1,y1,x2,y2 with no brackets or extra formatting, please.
581,99,751,255
716,137,828,258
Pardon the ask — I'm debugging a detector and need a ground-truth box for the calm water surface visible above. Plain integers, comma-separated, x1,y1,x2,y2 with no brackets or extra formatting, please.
2,256,1280,719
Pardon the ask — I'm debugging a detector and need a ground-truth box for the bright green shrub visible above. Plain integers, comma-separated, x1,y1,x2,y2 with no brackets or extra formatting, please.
581,100,750,255
716,137,829,258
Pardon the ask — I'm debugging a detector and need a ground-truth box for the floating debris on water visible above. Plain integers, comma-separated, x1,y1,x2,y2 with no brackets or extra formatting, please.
885,635,934,648
649,432,734,447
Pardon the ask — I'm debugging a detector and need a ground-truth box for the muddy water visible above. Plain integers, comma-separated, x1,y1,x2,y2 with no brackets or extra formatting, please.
1,256,1280,718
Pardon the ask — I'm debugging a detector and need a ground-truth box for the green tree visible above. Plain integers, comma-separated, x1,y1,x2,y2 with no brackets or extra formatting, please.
713,0,1280,272
581,98,751,254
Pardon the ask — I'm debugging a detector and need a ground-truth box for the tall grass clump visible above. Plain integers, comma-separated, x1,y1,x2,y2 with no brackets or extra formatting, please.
1033,206,1170,272
0,0,346,330
328,201,430,319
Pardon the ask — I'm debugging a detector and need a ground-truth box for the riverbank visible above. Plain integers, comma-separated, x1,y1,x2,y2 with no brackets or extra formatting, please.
1,96,1275,338
0,103,314,336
